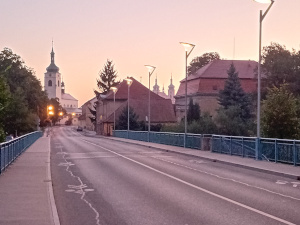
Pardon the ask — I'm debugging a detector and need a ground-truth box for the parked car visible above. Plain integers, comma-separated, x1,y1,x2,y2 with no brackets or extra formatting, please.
77,126,83,131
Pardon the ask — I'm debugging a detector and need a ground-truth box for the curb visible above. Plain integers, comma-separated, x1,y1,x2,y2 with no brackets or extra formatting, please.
96,135,300,181
46,137,61,225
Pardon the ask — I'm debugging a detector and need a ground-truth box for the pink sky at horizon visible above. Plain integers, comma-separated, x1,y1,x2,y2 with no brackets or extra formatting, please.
1,0,300,106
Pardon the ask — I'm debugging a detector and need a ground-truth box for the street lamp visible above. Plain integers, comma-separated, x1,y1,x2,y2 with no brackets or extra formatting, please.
253,0,274,159
144,65,156,142
111,87,118,134
125,78,133,138
180,42,195,148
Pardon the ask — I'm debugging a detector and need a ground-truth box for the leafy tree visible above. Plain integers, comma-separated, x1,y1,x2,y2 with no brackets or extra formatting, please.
0,48,48,135
188,52,220,75
262,42,300,95
261,84,300,139
187,98,200,124
116,106,139,130
97,60,120,94
218,63,252,121
0,71,11,141
47,98,65,125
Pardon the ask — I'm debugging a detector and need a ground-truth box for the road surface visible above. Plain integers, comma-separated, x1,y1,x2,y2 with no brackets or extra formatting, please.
50,126,300,225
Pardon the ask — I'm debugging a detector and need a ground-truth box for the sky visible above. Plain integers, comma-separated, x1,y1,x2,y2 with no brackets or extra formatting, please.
1,0,300,106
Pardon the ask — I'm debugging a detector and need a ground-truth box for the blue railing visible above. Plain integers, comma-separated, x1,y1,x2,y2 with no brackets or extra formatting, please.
0,131,43,174
114,130,203,150
211,135,299,166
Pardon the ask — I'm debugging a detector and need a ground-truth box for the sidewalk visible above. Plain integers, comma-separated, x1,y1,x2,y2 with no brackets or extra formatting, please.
99,135,300,180
0,136,59,225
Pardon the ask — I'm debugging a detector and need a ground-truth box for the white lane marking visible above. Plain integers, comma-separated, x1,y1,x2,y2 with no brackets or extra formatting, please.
81,139,296,225
56,144,100,225
153,157,300,202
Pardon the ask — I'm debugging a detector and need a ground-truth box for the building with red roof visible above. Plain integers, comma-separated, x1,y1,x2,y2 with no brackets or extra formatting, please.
96,77,176,135
175,59,258,119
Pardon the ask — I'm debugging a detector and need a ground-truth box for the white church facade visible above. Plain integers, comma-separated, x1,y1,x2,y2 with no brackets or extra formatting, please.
44,47,81,116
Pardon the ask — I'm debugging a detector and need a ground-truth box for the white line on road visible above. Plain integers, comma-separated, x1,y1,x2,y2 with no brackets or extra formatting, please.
81,138,296,225
153,157,300,201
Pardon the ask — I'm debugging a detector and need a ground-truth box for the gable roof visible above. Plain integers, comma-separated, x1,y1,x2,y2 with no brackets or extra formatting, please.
182,59,258,82
62,93,78,101
102,77,166,101
104,98,176,124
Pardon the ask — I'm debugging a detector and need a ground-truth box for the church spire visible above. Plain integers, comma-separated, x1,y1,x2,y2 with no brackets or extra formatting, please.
47,40,59,73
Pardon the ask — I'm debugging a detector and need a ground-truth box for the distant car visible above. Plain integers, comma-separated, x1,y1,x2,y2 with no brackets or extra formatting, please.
77,126,83,131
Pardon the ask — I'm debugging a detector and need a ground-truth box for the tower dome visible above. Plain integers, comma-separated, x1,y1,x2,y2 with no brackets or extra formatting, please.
46,47,59,73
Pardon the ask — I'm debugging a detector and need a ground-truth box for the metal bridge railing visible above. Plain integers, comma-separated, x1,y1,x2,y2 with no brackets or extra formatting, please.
114,130,205,150
0,131,43,174
211,135,299,166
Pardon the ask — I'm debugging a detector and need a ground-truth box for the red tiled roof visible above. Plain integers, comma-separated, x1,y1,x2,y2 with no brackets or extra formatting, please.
182,59,258,82
176,60,258,97
104,98,176,123
104,77,166,101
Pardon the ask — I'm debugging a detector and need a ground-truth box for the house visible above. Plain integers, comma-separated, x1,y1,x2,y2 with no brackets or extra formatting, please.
96,77,177,136
175,60,258,119
79,97,97,130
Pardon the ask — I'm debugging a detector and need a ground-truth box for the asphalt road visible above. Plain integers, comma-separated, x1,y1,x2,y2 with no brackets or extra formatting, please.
50,126,300,225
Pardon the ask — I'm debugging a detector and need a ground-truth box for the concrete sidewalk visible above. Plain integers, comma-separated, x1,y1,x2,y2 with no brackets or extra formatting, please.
99,135,300,180
0,136,59,225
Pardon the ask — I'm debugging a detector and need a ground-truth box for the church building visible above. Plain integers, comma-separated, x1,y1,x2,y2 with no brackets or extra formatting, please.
152,75,175,104
44,46,81,115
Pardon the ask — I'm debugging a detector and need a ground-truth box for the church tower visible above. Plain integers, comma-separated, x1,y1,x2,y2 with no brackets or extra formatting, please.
153,76,160,94
168,75,175,104
44,45,62,101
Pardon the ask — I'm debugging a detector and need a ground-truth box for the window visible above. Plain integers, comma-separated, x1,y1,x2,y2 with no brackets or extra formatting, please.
58,81,60,87
70,105,72,108
213,85,218,90
48,80,52,86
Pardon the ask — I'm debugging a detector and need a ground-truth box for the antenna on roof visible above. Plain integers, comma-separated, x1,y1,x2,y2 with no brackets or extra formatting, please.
140,76,142,83
233,37,235,60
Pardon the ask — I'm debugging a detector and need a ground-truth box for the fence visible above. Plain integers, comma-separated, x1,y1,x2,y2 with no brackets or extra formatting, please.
114,130,203,150
114,131,299,166
211,135,299,166
0,131,43,174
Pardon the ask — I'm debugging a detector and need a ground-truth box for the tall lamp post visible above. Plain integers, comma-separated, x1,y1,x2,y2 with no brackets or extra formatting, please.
125,78,133,138
180,42,195,148
253,0,274,159
111,87,118,135
144,65,156,142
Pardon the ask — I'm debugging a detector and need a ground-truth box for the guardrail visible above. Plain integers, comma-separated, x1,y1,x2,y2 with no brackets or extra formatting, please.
211,135,299,166
114,130,206,150
0,131,43,174
114,131,299,166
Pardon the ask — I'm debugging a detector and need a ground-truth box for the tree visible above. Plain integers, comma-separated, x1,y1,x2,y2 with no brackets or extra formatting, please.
216,63,254,136
48,98,65,125
261,84,300,139
188,52,220,75
0,70,10,141
0,48,48,135
262,42,300,95
97,60,120,94
116,106,139,130
218,63,252,121
187,98,200,124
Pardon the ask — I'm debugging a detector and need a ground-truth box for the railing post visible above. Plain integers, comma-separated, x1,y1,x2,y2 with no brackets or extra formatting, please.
255,137,262,160
242,137,244,157
275,139,278,163
230,136,232,155
293,140,297,166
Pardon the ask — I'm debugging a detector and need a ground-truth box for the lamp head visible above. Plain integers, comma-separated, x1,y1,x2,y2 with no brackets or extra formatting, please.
59,112,63,116
125,78,133,86
111,87,118,93
180,42,195,52
48,105,53,111
72,113,75,116
48,111,54,115
253,0,273,3
144,65,156,76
